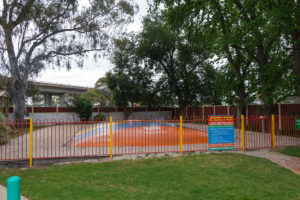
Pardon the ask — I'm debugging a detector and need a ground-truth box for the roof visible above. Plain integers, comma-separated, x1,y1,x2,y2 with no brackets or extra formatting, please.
282,96,300,104
32,81,92,91
0,90,9,97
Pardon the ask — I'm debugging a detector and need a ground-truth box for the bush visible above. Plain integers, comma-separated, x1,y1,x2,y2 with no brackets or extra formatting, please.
75,98,93,121
0,113,10,144
94,113,106,121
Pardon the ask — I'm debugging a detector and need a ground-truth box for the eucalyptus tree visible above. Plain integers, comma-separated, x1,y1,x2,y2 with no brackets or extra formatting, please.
0,0,136,120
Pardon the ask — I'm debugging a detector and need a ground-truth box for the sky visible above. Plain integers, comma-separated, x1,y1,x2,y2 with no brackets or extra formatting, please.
35,0,149,88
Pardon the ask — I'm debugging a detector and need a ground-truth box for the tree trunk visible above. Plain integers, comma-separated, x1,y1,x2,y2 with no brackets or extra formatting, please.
236,100,246,128
123,107,134,120
179,105,186,118
10,78,27,121
257,45,275,117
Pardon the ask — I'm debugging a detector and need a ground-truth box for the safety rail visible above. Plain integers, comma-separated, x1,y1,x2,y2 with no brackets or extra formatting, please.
0,115,299,166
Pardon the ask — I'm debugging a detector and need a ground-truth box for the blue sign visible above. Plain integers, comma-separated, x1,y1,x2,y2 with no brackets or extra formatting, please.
208,116,235,150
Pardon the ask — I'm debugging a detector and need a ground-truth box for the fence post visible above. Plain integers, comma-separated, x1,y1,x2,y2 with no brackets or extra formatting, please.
246,105,249,126
29,118,33,167
241,115,245,152
180,115,183,154
185,107,188,119
272,114,275,149
110,116,113,159
7,176,21,200
278,103,281,131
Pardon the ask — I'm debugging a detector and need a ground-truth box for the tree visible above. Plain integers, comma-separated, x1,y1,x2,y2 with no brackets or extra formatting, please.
277,0,300,95
226,0,295,115
0,0,136,120
153,0,295,116
105,36,156,119
136,14,217,115
75,97,92,120
81,89,110,106
0,74,41,105
94,77,111,106
291,0,300,96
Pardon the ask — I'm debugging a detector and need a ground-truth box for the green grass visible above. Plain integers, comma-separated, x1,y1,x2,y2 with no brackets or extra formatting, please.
0,153,300,200
279,146,300,158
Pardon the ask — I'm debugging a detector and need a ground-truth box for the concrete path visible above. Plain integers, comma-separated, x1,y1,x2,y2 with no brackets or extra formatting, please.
0,185,29,200
241,149,300,175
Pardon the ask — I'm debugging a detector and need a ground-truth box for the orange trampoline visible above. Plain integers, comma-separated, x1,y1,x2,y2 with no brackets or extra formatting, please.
73,121,208,147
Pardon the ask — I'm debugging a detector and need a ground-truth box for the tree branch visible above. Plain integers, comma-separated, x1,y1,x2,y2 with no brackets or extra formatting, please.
12,0,35,27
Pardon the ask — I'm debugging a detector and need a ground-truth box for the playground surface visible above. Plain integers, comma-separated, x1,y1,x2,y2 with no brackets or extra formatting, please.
72,121,208,147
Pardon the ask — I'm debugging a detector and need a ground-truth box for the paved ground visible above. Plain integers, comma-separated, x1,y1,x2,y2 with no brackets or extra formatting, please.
241,149,300,175
0,185,28,200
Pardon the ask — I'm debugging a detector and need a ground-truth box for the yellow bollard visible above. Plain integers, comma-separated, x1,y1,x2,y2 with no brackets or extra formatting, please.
110,116,113,159
29,118,33,167
180,115,183,154
272,114,275,149
241,115,245,152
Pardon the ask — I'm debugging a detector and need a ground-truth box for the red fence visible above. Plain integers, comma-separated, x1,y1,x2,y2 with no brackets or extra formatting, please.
7,104,300,118
0,116,299,162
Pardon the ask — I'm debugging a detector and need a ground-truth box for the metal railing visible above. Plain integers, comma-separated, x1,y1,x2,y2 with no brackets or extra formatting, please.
0,115,299,167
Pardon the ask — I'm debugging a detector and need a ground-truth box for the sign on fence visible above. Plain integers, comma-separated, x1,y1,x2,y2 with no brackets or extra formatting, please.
208,115,235,150
296,118,300,130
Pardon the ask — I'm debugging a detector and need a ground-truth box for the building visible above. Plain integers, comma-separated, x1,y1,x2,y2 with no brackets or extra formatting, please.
0,90,9,117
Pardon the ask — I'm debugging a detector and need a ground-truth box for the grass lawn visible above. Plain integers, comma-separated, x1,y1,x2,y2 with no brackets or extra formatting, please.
0,153,299,200
278,146,300,158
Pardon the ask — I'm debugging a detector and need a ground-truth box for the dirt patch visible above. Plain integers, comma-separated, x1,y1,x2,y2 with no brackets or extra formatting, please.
240,149,300,175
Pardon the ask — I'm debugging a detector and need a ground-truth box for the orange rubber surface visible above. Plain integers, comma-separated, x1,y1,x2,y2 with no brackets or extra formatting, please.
74,126,208,147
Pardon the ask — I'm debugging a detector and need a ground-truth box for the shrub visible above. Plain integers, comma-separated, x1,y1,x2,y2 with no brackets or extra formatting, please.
0,113,10,144
93,113,106,121
75,98,93,121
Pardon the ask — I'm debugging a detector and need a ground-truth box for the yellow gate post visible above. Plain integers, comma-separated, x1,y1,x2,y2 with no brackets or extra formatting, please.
272,114,275,149
180,115,183,154
110,116,113,159
29,118,33,167
241,115,245,152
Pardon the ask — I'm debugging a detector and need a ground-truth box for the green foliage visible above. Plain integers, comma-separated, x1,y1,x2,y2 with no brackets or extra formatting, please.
94,77,112,106
80,89,109,106
75,98,93,120
106,36,157,108
0,0,136,120
152,0,297,115
0,113,9,144
93,113,106,121
136,13,218,112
